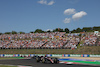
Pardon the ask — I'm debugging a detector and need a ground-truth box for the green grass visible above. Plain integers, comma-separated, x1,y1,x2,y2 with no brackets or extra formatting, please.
62,60,100,65
0,65,17,67
0,46,100,54
77,40,84,48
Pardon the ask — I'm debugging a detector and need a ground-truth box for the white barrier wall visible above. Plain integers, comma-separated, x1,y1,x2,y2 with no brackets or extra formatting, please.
0,54,100,57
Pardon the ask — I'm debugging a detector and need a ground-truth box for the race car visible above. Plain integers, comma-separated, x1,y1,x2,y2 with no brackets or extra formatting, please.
31,55,40,59
35,55,59,64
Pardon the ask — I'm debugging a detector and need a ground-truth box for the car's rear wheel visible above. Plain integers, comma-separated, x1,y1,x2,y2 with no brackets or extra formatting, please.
54,58,59,64
36,57,41,62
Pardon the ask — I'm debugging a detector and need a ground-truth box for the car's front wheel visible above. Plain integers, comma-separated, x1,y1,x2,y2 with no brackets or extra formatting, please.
54,58,59,64
42,58,46,63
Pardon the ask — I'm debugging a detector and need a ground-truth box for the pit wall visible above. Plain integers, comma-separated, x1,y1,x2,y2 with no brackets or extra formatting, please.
0,54,100,57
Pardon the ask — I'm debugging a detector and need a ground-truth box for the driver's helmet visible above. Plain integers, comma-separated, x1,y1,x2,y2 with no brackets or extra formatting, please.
45,55,47,57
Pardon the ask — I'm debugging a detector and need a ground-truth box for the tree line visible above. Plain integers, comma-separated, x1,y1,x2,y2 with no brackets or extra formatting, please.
0,26,100,35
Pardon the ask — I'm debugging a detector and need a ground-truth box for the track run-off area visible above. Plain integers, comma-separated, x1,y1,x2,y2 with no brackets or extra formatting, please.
0,58,99,67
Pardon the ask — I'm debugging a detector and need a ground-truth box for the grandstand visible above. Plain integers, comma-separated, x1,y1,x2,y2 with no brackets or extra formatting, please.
0,31,100,54
0,32,100,50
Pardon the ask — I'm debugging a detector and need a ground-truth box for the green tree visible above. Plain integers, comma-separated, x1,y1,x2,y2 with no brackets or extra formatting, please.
12,31,17,34
53,28,64,32
47,30,51,33
71,29,76,33
64,28,69,33
76,28,82,33
5,32,11,34
30,31,34,33
19,31,25,34
34,29,44,33
93,26,100,31
82,27,92,32
0,33,2,35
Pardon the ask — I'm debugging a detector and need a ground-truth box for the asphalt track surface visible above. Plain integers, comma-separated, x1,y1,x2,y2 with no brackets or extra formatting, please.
0,59,99,67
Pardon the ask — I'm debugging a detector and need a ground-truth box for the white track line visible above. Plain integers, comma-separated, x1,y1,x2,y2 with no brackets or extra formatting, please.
0,64,32,67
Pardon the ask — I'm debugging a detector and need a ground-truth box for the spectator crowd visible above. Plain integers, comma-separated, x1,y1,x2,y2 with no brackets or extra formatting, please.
0,32,100,49
80,33,98,46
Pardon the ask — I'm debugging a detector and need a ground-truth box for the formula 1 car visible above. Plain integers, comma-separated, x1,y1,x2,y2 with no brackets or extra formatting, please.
35,56,59,64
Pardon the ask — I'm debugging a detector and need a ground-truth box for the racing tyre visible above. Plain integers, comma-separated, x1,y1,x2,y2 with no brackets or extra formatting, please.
42,58,46,63
36,57,41,62
32,56,36,59
54,58,59,64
